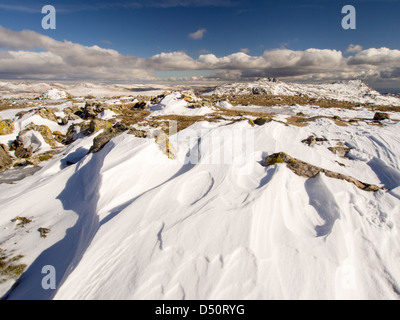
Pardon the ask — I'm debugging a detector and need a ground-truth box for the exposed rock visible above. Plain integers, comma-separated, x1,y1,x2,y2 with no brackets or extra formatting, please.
34,108,59,122
83,101,104,119
38,228,50,238
328,146,351,158
89,123,129,154
254,118,269,126
130,101,148,110
302,135,317,147
89,119,112,134
128,128,148,139
151,94,166,105
23,123,58,148
263,152,383,192
14,145,32,159
52,131,65,143
0,144,12,171
373,112,390,121
302,135,328,147
63,105,83,116
252,87,266,95
0,119,14,135
153,130,177,160
15,110,30,119
64,120,110,145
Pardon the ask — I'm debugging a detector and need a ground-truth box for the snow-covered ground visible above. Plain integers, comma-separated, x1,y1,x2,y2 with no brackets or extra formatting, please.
0,83,400,300
0,81,174,99
209,78,400,106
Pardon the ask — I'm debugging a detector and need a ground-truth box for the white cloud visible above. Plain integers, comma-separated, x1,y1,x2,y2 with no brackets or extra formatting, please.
189,28,207,40
0,26,399,87
346,44,363,53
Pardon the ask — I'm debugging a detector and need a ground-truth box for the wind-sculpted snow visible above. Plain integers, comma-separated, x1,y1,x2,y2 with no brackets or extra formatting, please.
1,110,399,299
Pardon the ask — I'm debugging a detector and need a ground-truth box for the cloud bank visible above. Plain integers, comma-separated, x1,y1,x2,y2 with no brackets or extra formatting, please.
0,26,399,90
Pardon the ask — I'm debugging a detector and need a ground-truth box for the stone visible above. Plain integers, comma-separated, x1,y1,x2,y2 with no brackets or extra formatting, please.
0,119,15,135
0,144,12,171
254,118,268,126
328,146,351,158
23,124,58,148
153,130,177,160
373,112,390,121
15,146,32,159
263,152,382,192
302,136,317,147
38,228,50,238
35,108,59,122
89,123,129,154
131,101,149,110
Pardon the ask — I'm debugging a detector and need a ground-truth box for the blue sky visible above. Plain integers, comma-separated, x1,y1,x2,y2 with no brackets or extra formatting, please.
0,0,399,91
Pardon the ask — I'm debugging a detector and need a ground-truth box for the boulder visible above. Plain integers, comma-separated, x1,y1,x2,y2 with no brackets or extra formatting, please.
373,112,390,121
23,124,58,148
14,145,32,159
83,101,104,119
130,101,148,110
89,123,129,154
254,118,269,126
0,119,15,135
0,144,12,171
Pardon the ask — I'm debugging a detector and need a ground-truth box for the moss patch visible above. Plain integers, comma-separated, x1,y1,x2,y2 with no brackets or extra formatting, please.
0,248,26,280
0,120,15,135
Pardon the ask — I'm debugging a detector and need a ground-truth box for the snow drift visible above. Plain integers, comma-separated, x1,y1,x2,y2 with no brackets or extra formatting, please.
1,111,400,300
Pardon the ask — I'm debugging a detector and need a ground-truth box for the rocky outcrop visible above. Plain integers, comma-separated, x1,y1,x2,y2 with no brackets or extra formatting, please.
0,144,12,171
0,119,14,135
89,123,129,154
64,119,112,144
23,124,58,148
263,152,382,192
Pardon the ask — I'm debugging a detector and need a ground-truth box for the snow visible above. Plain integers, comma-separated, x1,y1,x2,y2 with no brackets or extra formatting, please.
209,78,400,106
97,109,117,120
0,80,400,300
0,103,399,300
150,93,215,116
42,89,68,100
19,130,52,153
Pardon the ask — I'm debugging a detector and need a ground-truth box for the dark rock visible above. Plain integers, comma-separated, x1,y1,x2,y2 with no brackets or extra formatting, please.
302,136,317,147
15,146,32,159
89,123,129,154
373,112,390,121
0,144,12,171
131,101,148,110
254,118,268,126
38,228,50,238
